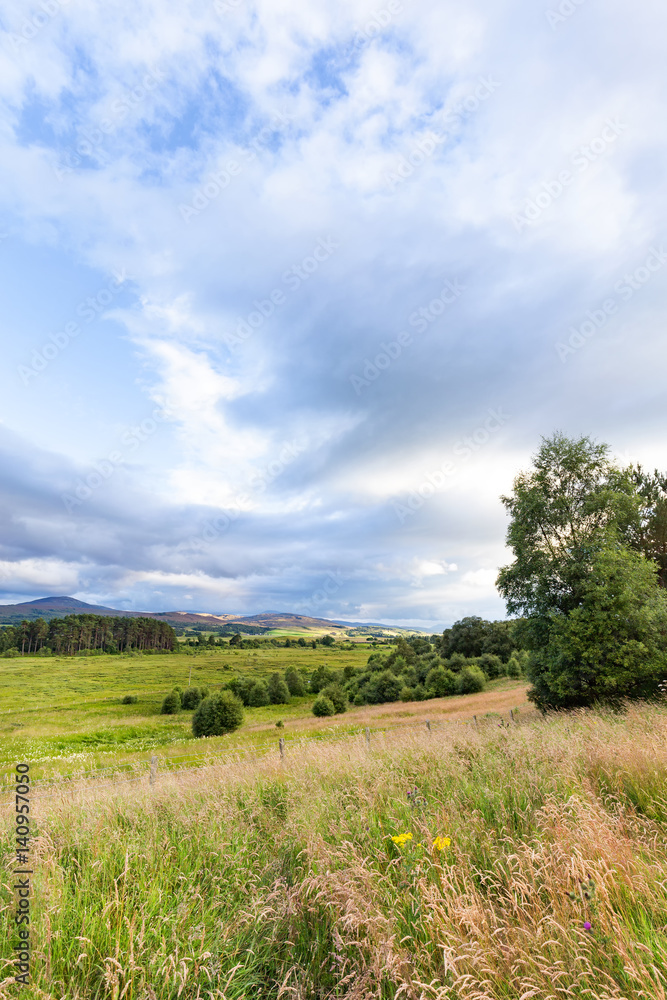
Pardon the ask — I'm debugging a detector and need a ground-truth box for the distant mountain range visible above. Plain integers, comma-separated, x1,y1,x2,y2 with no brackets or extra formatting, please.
0,596,426,635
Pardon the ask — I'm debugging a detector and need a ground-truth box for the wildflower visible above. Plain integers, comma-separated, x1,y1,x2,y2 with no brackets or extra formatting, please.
432,836,451,851
583,921,592,931
391,833,413,846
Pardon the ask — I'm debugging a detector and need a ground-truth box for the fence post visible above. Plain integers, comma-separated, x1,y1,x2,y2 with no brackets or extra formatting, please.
425,720,431,733
279,738,285,760
149,755,158,786
473,714,478,728
509,709,515,724
364,727,370,747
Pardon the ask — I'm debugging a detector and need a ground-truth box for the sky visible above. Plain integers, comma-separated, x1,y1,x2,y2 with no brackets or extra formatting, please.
0,0,666,630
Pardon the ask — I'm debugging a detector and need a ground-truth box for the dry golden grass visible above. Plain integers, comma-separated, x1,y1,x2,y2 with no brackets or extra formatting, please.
2,702,667,999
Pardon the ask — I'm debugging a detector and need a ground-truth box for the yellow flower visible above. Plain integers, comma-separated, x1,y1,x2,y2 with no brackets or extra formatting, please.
391,833,413,846
432,836,451,851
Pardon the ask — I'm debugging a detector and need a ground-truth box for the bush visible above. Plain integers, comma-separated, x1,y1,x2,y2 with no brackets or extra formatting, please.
161,691,181,714
369,670,403,704
121,695,138,704
457,666,486,694
446,652,469,672
310,665,336,693
181,687,203,710
321,684,347,714
267,673,291,705
506,653,523,678
400,686,415,702
284,667,306,697
2,648,19,658
192,692,244,737
425,666,458,697
247,680,270,707
475,653,504,679
312,695,335,717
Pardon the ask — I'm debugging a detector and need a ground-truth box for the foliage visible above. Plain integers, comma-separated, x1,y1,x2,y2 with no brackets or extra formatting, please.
121,694,138,704
456,665,486,694
475,653,504,679
320,634,335,646
160,690,181,715
425,665,458,697
320,684,347,714
312,694,335,716
246,680,270,707
284,667,306,697
309,664,337,693
181,686,203,710
267,673,291,705
0,613,176,655
191,691,244,737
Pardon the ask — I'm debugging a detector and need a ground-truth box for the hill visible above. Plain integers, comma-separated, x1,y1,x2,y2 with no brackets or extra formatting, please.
0,596,425,635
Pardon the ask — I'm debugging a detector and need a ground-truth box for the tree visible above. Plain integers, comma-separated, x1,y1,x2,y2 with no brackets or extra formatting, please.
312,695,335,717
425,665,457,697
267,673,291,704
247,680,270,707
181,687,203,709
456,665,486,694
284,667,306,697
497,434,667,709
320,684,347,713
320,634,335,647
161,690,181,714
192,691,244,737
624,466,667,587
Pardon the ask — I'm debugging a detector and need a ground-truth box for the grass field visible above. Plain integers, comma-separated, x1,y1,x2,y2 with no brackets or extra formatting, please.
1,701,666,998
0,646,529,784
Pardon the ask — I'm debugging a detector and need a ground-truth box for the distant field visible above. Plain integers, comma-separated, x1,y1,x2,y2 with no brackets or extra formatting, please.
0,646,529,782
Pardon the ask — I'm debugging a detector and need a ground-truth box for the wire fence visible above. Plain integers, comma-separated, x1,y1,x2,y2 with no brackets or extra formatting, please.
0,710,520,800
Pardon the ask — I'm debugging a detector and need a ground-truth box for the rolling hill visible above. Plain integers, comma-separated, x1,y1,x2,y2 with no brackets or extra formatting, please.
0,596,425,635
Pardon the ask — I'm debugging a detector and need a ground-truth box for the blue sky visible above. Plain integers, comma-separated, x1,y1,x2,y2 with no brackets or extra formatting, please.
0,0,666,629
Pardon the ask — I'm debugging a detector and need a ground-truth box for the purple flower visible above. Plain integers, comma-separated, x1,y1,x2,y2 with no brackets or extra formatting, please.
583,921,592,931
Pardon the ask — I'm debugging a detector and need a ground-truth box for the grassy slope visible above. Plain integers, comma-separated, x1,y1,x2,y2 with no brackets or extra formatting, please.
1,703,667,998
0,648,530,782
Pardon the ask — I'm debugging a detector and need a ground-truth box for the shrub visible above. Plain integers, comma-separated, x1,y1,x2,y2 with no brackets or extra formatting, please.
310,665,336,693
321,684,347,714
160,691,181,714
457,666,486,694
506,653,523,678
446,652,469,672
369,670,403,704
425,666,458,697
247,680,270,707
2,648,19,658
284,667,306,697
312,695,335,717
121,695,138,704
267,673,291,705
400,686,415,702
192,692,244,737
181,687,202,710
475,653,504,679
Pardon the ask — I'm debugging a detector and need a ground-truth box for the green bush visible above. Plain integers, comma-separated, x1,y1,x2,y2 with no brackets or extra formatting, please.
121,695,138,704
320,684,347,714
267,673,291,705
506,653,523,678
475,653,504,679
425,666,458,697
456,666,486,694
192,691,244,737
310,665,336,693
2,648,19,658
312,695,335,717
284,667,306,697
160,691,181,714
247,680,270,707
400,686,415,702
181,687,202,710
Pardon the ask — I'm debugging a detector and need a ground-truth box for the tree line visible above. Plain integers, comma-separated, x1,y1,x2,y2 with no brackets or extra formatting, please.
0,614,177,656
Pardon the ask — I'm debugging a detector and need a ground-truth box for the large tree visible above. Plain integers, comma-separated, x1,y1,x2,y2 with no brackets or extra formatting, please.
496,433,667,709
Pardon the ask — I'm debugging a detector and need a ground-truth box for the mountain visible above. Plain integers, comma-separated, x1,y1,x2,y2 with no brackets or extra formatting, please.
0,596,426,634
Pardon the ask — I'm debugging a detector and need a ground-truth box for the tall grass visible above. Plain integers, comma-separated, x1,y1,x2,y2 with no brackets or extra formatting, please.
2,704,667,998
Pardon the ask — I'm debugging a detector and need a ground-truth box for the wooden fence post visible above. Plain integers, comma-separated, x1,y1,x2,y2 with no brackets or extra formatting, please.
279,738,285,760
425,720,431,733
149,755,158,786
509,709,515,724
365,727,370,747
473,715,478,728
